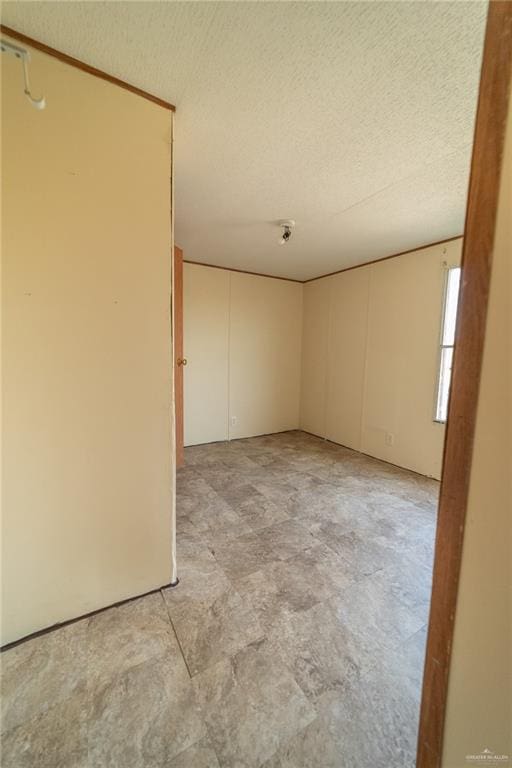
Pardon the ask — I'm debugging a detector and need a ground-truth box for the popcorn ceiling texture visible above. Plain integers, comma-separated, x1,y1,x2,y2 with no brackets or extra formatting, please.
2,1,487,279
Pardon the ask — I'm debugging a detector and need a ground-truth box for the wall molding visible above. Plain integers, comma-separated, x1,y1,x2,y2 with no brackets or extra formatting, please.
304,235,463,283
1,25,176,112
183,260,303,284
185,236,464,286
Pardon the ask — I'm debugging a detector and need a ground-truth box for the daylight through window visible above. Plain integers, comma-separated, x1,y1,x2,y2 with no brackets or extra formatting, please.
435,266,461,423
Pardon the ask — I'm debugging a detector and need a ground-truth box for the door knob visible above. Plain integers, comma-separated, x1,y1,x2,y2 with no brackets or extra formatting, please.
177,358,187,366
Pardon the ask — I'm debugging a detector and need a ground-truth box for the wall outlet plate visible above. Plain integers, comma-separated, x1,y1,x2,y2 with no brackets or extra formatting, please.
385,432,395,447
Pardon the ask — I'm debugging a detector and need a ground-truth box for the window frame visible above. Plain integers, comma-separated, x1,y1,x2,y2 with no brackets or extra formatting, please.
434,265,461,424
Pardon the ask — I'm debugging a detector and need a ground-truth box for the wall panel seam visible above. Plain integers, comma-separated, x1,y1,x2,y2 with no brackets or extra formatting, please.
359,266,372,454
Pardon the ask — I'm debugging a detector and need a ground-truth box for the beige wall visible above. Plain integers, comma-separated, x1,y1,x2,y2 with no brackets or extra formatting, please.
441,84,512,767
299,277,330,438
300,239,462,479
183,264,302,445
229,272,302,440
1,40,174,644
325,268,370,451
183,264,230,445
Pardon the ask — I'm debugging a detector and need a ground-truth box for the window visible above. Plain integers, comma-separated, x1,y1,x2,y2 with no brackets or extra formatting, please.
435,267,461,423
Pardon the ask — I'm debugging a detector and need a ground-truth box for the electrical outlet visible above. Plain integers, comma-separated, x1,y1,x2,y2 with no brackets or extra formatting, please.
230,416,237,427
385,432,395,447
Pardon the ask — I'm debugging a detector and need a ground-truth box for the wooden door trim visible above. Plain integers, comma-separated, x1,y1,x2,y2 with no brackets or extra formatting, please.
174,246,184,468
416,3,512,766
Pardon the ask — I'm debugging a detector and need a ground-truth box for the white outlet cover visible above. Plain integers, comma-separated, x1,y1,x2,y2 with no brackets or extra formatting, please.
385,432,395,446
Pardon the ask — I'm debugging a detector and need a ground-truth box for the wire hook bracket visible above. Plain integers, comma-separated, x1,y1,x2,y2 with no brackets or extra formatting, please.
1,38,46,110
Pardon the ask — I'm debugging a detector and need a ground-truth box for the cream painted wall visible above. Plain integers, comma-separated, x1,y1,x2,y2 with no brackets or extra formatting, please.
300,239,462,479
183,264,229,446
183,265,302,445
300,277,330,437
441,86,512,767
1,41,174,644
229,272,302,439
325,268,370,451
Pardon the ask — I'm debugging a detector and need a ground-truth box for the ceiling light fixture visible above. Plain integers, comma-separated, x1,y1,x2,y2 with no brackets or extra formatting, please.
278,219,295,245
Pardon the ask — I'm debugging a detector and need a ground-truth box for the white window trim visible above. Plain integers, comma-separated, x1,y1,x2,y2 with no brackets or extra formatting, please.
434,265,461,424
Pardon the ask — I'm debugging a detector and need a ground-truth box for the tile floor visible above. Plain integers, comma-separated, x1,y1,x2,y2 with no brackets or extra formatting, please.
0,431,438,767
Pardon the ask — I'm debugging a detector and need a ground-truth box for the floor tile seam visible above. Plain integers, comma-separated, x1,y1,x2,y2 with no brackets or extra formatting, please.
163,568,268,677
168,735,223,768
351,617,428,673
253,712,322,768
399,621,429,647
159,590,194,680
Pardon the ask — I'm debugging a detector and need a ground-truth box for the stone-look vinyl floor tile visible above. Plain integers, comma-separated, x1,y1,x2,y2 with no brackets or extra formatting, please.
168,737,221,768
197,470,264,497
87,654,205,767
163,575,264,676
168,533,227,603
1,620,87,734
252,479,302,504
163,534,264,676
179,486,252,540
176,466,204,492
210,519,319,581
328,576,428,671
285,487,372,531
85,592,180,691
176,514,203,538
308,523,399,579
0,692,88,768
193,639,317,768
217,483,290,531
377,552,434,616
235,495,290,532
264,600,362,704
261,669,419,768
234,543,353,634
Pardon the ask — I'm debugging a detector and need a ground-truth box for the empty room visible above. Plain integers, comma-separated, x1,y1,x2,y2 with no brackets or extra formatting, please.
1,2,511,768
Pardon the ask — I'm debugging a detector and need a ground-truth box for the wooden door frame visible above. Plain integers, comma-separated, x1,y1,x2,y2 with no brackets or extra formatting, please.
416,3,512,766
174,245,185,468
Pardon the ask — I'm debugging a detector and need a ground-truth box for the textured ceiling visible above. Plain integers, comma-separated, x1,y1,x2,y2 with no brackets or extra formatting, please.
2,1,487,280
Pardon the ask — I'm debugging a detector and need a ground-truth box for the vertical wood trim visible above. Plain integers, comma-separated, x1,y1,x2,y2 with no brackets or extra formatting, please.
322,278,333,440
174,246,184,468
416,3,512,766
227,272,232,441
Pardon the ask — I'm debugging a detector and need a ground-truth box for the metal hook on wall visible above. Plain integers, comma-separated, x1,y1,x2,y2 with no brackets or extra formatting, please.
1,39,46,110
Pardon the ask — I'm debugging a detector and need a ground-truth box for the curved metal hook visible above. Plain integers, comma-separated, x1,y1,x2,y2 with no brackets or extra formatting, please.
1,40,46,110
22,56,46,110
